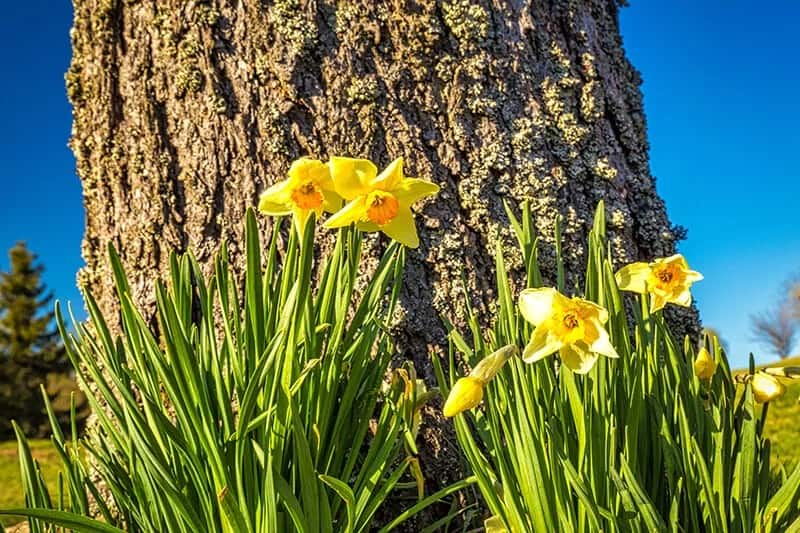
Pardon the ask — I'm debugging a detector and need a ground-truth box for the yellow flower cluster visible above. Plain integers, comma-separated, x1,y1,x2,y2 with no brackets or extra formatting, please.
258,156,439,248
445,254,705,416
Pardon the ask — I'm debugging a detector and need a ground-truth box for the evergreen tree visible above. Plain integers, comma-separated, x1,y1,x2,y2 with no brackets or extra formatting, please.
0,241,68,438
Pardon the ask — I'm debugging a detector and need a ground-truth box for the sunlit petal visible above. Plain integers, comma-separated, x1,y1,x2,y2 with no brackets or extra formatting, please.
329,157,377,200
588,326,619,359
321,189,344,214
379,207,419,248
258,181,292,215
522,326,563,363
650,293,668,313
371,157,405,191
685,270,704,282
324,198,367,228
673,289,692,307
615,262,650,294
518,288,557,326
559,343,598,374
395,178,440,205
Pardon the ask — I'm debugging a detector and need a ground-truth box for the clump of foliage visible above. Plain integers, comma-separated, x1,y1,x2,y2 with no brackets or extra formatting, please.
1,210,466,532
0,242,85,439
438,202,800,532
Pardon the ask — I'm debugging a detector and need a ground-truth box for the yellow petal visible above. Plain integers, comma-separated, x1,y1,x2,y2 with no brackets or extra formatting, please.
522,325,563,363
575,298,609,324
685,269,704,283
371,157,405,191
587,325,619,359
356,221,380,232
650,293,668,313
395,178,440,205
615,262,651,294
258,181,292,215
693,347,716,380
518,288,557,326
560,343,599,374
673,288,692,307
288,157,329,185
751,373,786,403
329,157,377,200
323,198,368,228
322,189,344,214
379,207,419,248
443,377,483,417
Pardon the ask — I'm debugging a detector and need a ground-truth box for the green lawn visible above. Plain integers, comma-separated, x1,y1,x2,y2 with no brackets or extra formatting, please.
0,439,62,527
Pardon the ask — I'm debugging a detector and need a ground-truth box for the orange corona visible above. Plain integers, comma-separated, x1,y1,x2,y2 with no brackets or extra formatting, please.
291,182,324,210
366,192,399,225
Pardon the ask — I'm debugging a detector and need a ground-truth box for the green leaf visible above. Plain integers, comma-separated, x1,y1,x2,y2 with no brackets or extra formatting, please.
319,475,356,533
0,509,125,533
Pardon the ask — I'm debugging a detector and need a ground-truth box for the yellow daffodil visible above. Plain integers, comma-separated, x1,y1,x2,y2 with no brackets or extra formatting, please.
764,366,800,379
693,346,717,380
443,345,517,417
323,157,439,248
258,157,342,234
518,288,618,374
615,254,703,312
750,372,786,403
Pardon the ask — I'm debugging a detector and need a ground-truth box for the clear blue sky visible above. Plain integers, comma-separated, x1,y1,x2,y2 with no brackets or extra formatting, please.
1,2,797,368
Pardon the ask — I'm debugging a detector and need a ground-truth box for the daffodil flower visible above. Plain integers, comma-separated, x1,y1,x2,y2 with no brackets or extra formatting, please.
693,346,717,380
323,157,439,248
750,372,786,403
443,345,517,417
518,287,618,374
258,157,342,234
615,254,703,312
764,366,800,379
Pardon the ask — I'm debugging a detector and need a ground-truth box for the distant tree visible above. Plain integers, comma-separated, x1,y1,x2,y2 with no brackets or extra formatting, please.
785,275,800,320
0,242,71,438
750,304,797,360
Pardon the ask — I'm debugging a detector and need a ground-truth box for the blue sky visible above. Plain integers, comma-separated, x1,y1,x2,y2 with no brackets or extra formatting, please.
1,2,797,368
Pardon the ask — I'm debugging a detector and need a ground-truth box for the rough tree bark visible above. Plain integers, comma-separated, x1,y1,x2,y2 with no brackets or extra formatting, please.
67,0,699,498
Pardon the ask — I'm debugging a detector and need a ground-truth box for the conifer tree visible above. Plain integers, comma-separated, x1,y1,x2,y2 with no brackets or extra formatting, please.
0,242,68,438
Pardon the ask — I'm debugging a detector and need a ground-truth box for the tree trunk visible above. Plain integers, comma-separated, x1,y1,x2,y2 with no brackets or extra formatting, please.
68,0,699,501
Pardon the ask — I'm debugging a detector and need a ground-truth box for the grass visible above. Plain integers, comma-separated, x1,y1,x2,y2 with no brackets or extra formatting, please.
0,439,61,527
755,355,800,469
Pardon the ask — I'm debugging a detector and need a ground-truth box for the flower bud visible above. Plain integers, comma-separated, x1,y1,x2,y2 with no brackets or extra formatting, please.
751,372,786,403
470,345,518,384
443,377,484,417
693,346,717,380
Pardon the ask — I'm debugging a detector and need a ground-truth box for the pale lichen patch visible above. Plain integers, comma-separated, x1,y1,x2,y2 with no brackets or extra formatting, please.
593,156,618,180
441,0,490,49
